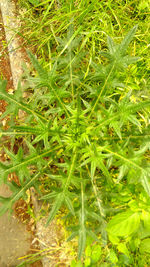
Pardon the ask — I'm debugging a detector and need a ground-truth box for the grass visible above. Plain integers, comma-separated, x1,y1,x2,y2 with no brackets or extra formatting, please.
18,0,149,82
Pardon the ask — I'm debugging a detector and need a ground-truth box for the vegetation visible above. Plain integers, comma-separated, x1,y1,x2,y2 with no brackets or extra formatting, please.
0,0,150,266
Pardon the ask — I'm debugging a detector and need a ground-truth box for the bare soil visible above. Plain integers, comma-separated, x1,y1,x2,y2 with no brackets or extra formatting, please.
0,7,42,267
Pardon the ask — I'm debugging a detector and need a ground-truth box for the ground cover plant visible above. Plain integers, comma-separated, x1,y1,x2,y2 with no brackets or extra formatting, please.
0,22,150,266
17,0,150,88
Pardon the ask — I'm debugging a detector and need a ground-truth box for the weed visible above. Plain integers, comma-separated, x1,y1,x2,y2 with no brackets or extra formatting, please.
0,25,150,265
17,0,150,84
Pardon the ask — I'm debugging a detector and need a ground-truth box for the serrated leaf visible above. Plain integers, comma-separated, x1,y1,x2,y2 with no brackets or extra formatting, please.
13,125,43,134
110,120,122,139
46,192,64,226
98,159,112,184
65,195,75,216
0,148,55,177
0,88,47,122
103,147,150,195
119,25,138,55
86,210,102,222
40,191,59,200
78,227,86,260
107,36,116,54
128,115,141,127
117,164,129,182
27,50,48,80
86,229,99,242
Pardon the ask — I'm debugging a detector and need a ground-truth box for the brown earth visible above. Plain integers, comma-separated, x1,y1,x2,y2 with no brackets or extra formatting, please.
0,6,42,267
0,9,14,90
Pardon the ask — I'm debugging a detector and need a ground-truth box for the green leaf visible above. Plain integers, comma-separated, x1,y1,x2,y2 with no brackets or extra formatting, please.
109,234,120,245
0,148,53,177
78,182,86,259
84,257,91,267
28,0,40,6
85,245,91,257
78,227,86,260
0,88,47,122
110,120,122,139
119,25,138,55
86,210,102,222
107,36,116,54
141,211,150,230
13,125,43,134
86,229,99,242
117,243,129,257
107,210,140,237
67,231,78,242
140,173,150,196
91,244,102,263
46,192,64,226
27,50,48,80
0,79,7,90
128,115,141,128
71,260,83,267
117,164,128,182
109,249,118,264
65,195,75,216
139,238,150,254
103,147,150,195
40,191,59,200
91,160,96,179
95,99,150,131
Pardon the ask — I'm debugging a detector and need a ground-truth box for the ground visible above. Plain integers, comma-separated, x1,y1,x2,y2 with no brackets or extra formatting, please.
0,7,42,267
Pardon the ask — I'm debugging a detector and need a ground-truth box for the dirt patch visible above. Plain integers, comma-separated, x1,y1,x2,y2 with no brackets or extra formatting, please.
14,198,43,267
0,9,14,90
0,9,13,117
0,4,43,266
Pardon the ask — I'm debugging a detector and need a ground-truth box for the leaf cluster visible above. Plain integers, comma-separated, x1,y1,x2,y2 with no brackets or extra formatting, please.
0,25,150,262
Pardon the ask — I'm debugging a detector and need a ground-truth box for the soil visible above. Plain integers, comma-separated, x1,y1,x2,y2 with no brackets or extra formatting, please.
0,5,42,267
0,8,12,118
0,9,14,90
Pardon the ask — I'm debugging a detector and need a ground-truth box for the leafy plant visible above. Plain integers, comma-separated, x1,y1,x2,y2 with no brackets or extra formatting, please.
0,25,150,264
18,0,150,87
28,0,40,6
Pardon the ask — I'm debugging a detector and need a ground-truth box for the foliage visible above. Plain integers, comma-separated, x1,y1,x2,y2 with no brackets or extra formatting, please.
17,0,150,88
0,25,150,265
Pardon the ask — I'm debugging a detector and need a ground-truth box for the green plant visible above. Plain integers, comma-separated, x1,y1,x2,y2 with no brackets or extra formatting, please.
0,25,150,264
28,0,40,5
18,0,150,84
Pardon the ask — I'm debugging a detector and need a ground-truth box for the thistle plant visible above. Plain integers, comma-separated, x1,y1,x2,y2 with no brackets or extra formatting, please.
0,25,150,263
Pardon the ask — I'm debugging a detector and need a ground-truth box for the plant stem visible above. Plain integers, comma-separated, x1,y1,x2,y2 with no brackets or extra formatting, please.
89,64,115,118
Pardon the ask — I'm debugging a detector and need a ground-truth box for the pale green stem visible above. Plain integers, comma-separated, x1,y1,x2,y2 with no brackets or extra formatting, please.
91,178,105,218
64,150,77,191
89,64,115,118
